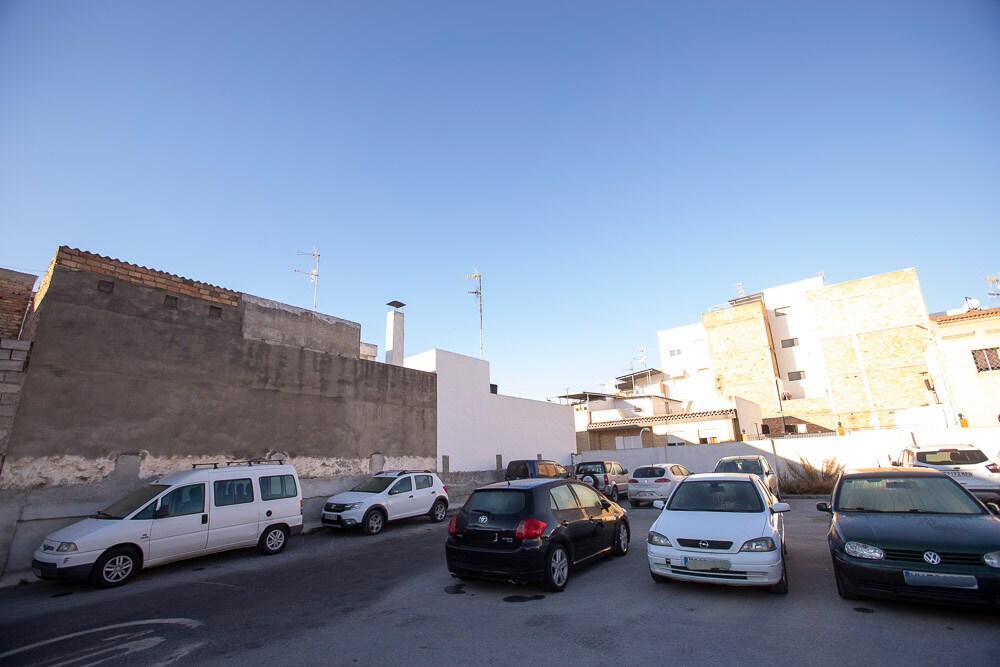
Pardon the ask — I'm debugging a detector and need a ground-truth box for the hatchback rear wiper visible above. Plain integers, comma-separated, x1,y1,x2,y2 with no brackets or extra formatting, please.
470,509,493,519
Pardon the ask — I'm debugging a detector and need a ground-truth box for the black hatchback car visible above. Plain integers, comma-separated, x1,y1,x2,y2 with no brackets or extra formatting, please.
818,467,1000,607
446,478,630,591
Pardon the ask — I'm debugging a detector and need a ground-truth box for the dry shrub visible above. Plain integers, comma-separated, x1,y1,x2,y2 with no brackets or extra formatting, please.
778,456,845,495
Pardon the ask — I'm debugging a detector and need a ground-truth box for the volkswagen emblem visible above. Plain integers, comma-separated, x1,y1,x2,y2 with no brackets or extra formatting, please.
477,515,488,524
923,551,941,565
698,540,710,549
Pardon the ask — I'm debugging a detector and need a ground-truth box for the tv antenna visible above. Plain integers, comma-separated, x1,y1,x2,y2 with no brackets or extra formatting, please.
295,247,320,311
988,274,1000,300
465,268,484,359
734,282,745,297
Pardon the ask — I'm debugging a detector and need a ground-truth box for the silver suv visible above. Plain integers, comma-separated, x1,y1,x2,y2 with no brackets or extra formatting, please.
574,461,630,502
894,445,1000,502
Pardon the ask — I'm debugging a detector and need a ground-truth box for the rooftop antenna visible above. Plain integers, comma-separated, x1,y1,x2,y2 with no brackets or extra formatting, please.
734,282,745,297
987,274,1000,300
295,247,320,311
465,268,484,359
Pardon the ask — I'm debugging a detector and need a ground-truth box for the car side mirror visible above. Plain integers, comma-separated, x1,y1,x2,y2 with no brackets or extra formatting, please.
600,498,611,509
766,470,775,476
389,488,400,495
816,502,832,513
652,500,665,510
154,506,171,519
622,468,629,475
891,461,901,467
986,501,1000,516
771,502,791,513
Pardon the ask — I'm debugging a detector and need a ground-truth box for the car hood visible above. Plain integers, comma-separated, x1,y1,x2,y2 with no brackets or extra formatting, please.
835,512,1000,551
44,518,121,548
653,510,770,547
325,491,377,504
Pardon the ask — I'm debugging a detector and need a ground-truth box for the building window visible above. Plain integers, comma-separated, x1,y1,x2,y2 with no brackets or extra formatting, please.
97,280,114,294
208,305,222,318
774,306,789,317
163,295,178,309
781,338,799,348
761,424,771,435
669,349,682,357
788,370,806,382
972,348,1000,373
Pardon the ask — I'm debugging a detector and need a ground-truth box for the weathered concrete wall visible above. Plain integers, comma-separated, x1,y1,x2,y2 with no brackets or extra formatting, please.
241,294,361,357
1,258,437,488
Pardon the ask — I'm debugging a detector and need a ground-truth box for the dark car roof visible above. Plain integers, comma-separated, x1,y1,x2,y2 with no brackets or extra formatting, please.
479,478,571,490
842,467,946,477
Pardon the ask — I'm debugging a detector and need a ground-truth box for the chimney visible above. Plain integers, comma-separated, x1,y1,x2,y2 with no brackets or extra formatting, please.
385,301,405,366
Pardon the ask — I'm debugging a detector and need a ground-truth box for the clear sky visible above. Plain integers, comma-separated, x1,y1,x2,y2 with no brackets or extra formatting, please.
1,1,998,399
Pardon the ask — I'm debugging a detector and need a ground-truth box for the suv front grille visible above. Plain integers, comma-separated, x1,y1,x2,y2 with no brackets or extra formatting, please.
678,538,734,550
325,503,350,512
881,549,983,566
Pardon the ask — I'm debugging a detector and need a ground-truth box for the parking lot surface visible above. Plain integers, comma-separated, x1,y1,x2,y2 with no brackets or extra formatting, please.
0,499,997,666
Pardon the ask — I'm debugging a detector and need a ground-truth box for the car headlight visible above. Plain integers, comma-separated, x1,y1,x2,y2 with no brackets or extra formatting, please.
985,551,1000,568
56,542,78,553
739,537,776,552
844,541,884,560
647,531,672,547
342,503,363,510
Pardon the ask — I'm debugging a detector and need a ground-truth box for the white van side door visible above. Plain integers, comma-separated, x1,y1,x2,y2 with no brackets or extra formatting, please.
257,473,299,528
148,483,209,563
207,476,259,549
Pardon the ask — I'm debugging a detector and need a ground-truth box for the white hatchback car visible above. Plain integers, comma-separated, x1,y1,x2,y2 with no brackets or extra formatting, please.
322,470,449,535
628,464,691,508
894,444,1000,502
647,473,790,594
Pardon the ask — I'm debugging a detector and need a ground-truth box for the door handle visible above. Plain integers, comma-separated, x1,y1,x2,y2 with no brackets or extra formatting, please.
408,495,414,498
201,514,207,525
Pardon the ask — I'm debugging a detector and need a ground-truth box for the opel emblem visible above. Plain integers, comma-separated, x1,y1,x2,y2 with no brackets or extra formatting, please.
923,551,941,565
477,515,488,524
699,540,710,549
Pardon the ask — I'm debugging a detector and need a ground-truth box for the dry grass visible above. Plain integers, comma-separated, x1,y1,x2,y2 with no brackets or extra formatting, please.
778,456,845,495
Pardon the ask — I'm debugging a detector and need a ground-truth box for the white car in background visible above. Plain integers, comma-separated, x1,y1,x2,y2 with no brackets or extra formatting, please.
628,464,691,508
647,473,790,594
321,470,449,535
894,444,1000,502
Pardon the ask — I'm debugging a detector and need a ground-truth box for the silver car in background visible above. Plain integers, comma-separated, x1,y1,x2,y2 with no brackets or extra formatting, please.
627,464,691,508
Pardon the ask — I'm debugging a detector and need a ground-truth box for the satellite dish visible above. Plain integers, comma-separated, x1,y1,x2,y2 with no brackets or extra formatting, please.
965,297,981,311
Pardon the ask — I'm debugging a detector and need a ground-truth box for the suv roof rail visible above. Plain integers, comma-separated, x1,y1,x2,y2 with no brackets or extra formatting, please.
378,469,434,475
225,458,286,466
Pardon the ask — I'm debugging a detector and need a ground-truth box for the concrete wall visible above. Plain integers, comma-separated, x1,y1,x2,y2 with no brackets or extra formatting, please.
1,256,437,488
406,349,576,471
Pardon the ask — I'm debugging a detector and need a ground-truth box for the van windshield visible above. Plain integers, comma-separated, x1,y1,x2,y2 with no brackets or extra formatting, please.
97,484,170,519
352,477,395,493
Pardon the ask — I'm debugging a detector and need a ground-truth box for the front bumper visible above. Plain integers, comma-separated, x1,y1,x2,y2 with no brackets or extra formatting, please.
31,551,99,582
321,509,364,529
833,551,1000,607
647,544,783,587
445,538,547,583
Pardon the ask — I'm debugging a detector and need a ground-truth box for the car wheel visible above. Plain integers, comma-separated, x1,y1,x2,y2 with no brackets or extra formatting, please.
612,522,630,557
542,544,570,592
258,525,289,555
582,475,597,488
650,570,672,584
769,557,789,594
361,508,386,535
629,499,641,508
834,562,859,600
90,546,141,588
429,499,448,523
610,486,620,501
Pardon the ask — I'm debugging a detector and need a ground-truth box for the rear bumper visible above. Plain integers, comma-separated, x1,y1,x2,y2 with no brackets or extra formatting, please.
445,538,547,583
833,551,1000,607
647,545,783,586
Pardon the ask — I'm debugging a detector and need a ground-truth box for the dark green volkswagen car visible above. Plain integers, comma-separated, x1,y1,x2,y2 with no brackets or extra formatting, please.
818,468,1000,607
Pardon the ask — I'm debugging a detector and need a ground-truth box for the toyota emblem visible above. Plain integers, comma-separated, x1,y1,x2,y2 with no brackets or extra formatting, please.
477,515,488,524
698,540,710,549
923,551,941,565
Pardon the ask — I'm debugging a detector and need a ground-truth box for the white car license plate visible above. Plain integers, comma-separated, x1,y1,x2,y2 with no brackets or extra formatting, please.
638,491,654,497
903,570,978,589
943,471,973,477
324,513,340,519
684,557,730,571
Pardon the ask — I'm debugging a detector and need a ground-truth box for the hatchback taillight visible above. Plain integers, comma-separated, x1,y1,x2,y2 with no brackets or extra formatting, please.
443,485,448,493
628,478,638,484
987,463,1000,474
515,519,547,539
654,478,671,483
448,515,458,536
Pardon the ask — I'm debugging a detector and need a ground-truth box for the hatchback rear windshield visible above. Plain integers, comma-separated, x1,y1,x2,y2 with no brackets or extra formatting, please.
465,490,530,516
836,476,983,514
917,450,988,465
575,462,606,475
634,467,666,478
714,459,763,475
667,481,764,513
352,477,395,493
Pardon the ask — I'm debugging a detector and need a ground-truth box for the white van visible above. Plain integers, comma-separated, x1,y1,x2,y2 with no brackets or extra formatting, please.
31,460,303,588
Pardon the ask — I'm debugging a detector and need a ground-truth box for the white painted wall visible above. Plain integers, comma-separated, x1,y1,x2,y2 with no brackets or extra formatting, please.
933,314,1000,428
405,349,576,472
657,322,714,399
762,277,829,399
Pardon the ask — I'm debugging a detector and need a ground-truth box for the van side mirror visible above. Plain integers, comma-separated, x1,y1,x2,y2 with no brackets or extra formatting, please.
816,502,832,513
154,506,171,519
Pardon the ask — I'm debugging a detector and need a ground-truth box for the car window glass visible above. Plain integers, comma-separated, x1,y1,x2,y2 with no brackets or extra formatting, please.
669,466,681,477
415,475,433,490
537,463,554,477
575,462,604,476
917,450,988,465
555,464,568,478
352,477,394,493
636,467,666,478
465,490,529,515
159,483,205,517
550,485,581,511
754,477,774,504
132,501,156,520
260,474,297,501
506,462,530,479
836,476,983,514
668,481,763,513
571,484,604,509
101,484,170,519
391,477,413,494
214,478,254,507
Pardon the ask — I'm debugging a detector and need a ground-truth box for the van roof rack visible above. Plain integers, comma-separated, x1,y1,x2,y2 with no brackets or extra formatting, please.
226,458,285,466
191,462,222,469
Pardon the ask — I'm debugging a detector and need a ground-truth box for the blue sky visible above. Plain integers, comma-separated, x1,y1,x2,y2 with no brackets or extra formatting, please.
1,1,998,399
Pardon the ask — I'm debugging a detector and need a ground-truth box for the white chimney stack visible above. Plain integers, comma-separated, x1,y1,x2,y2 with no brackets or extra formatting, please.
385,301,405,366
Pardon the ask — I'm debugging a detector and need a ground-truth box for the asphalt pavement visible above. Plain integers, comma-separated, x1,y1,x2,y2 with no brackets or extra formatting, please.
0,499,997,666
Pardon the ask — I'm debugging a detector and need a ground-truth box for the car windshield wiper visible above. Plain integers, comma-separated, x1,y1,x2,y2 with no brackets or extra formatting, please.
92,511,115,519
839,507,883,512
904,509,943,514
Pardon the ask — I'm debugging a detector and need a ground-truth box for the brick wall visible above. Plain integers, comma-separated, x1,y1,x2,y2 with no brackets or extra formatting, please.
0,339,31,471
0,269,36,339
703,301,781,414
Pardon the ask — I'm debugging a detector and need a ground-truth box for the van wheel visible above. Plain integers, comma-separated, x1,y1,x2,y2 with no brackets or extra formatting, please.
259,525,289,555
429,499,448,523
90,546,141,588
542,544,570,592
362,508,385,535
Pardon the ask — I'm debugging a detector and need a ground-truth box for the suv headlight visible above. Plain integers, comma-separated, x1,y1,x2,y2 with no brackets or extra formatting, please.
342,502,363,511
56,542,78,553
985,551,1000,568
739,537,776,552
844,541,884,560
647,531,672,547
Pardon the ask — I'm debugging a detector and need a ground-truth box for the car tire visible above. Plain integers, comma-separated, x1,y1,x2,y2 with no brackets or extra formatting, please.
90,546,141,588
610,486,620,501
542,544,570,592
612,522,630,557
650,570,672,584
769,557,789,594
361,508,386,535
258,525,289,555
629,499,641,508
429,499,448,523
834,562,859,600
582,475,597,488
